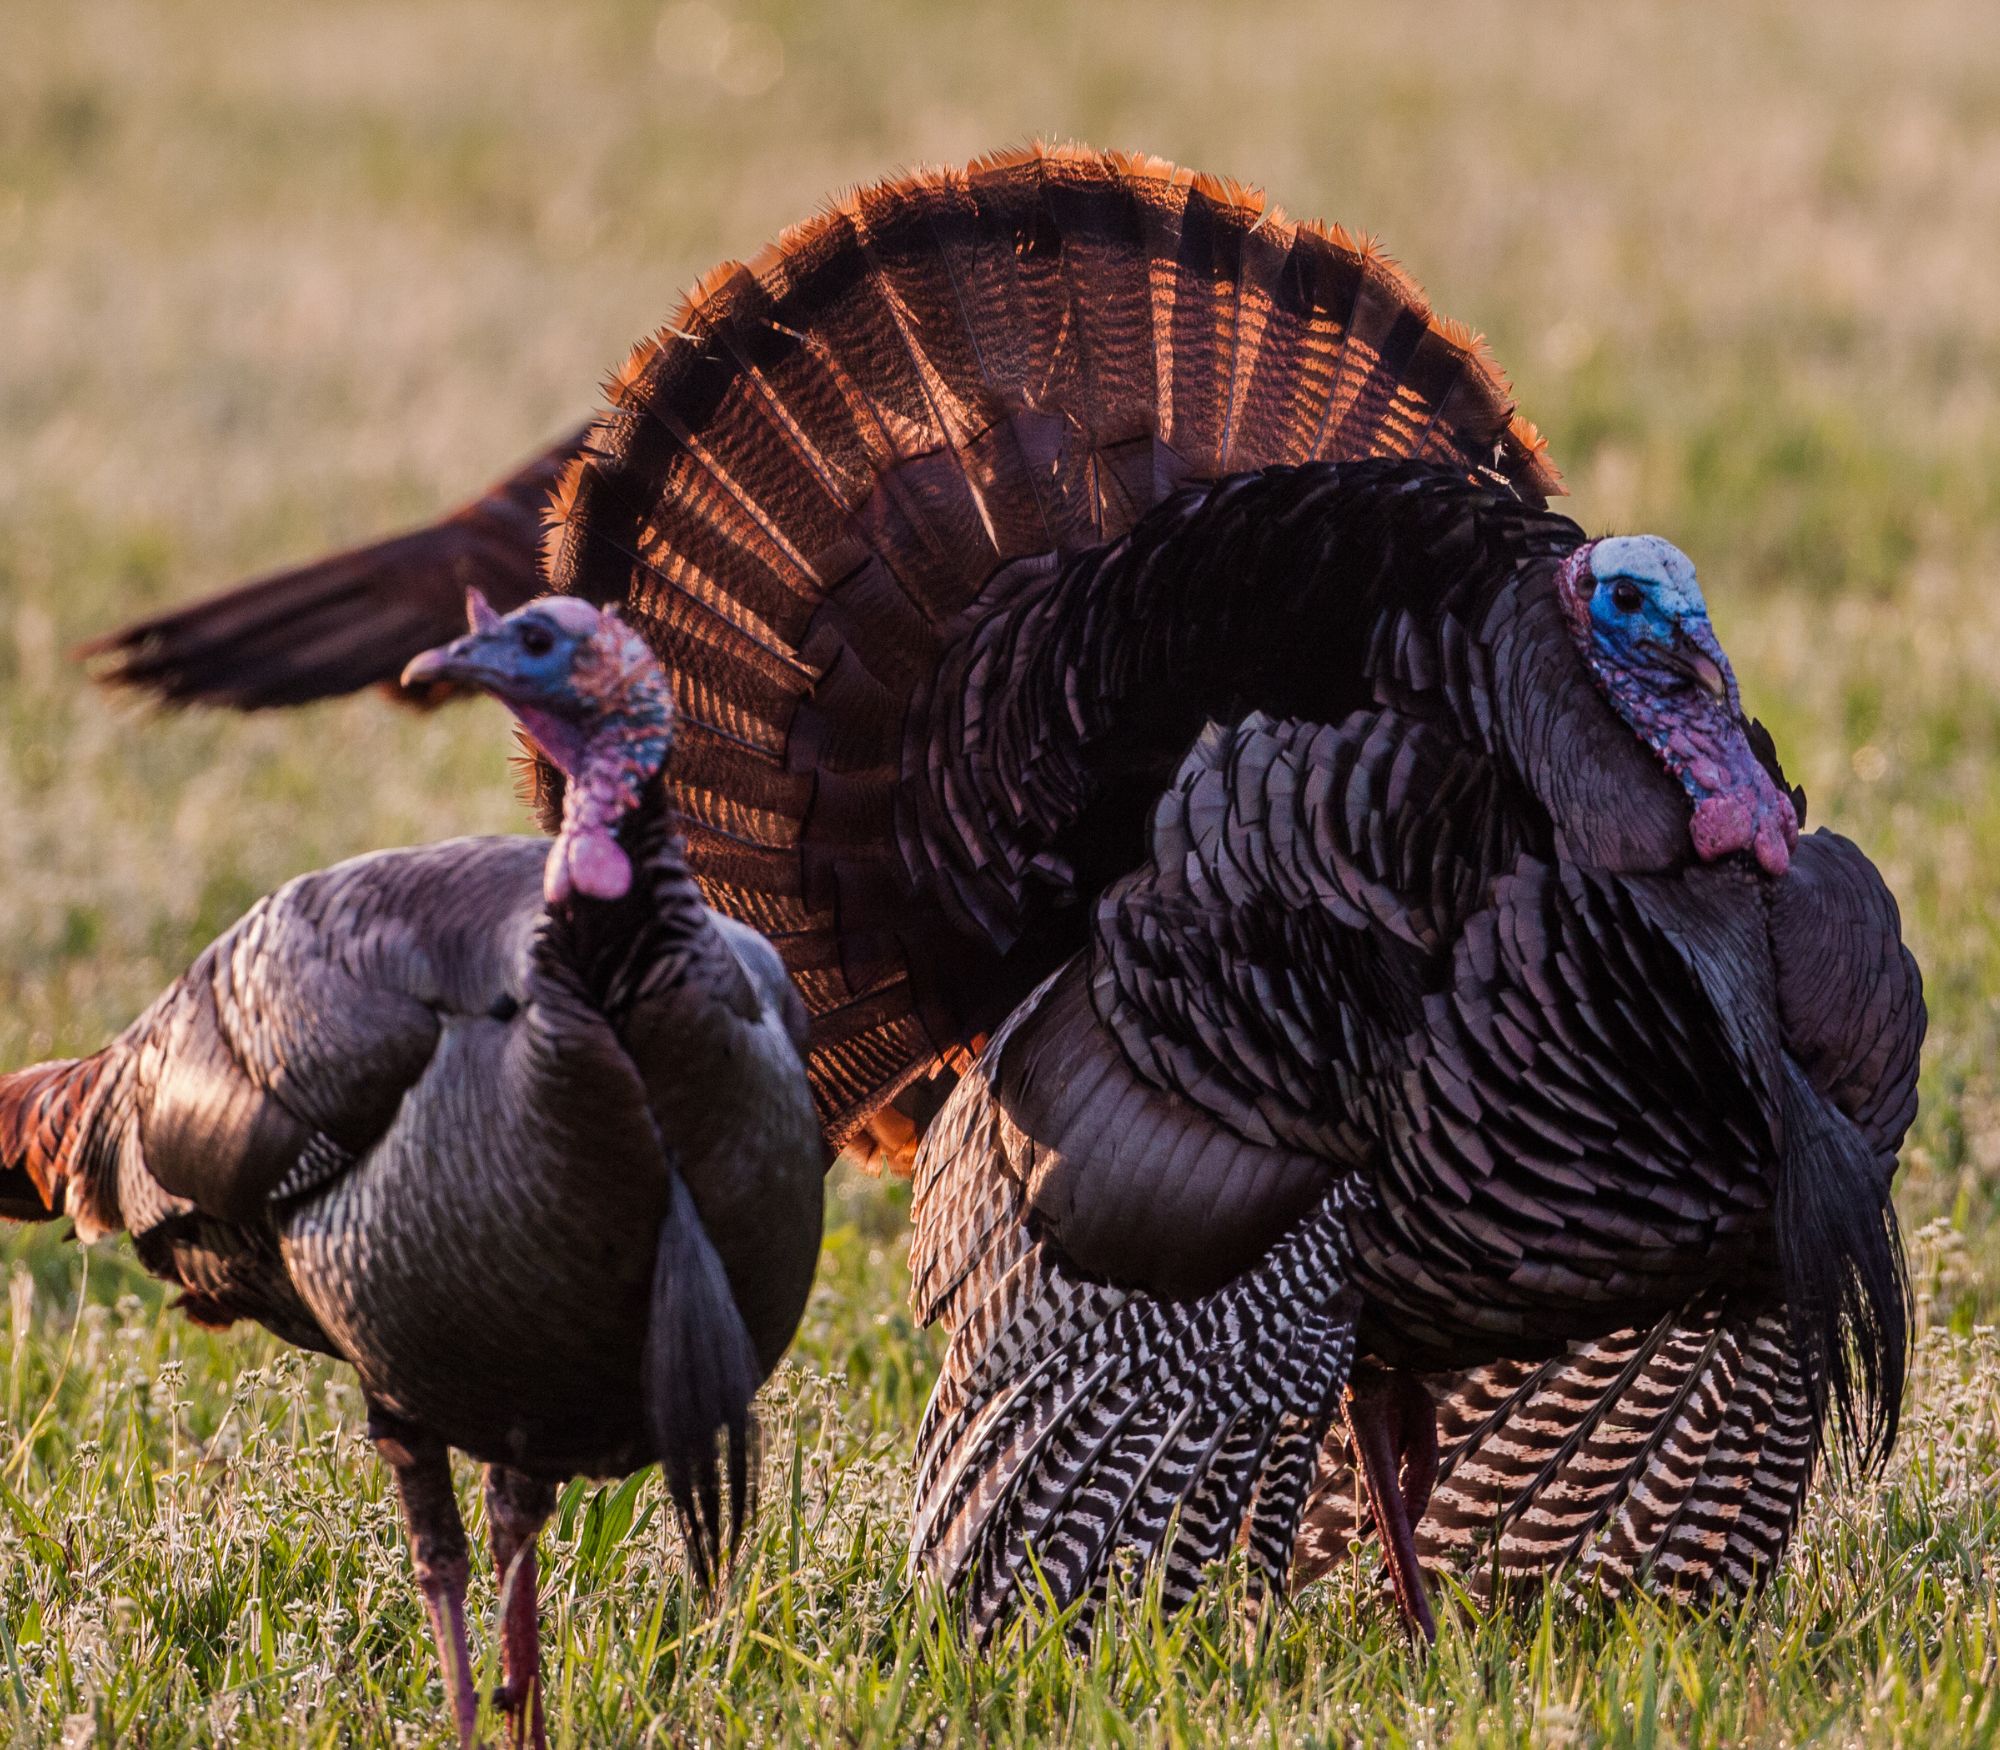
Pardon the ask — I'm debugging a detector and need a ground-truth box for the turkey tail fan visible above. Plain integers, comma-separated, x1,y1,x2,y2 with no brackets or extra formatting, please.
546,142,1560,1149
1294,1300,1822,1607
82,430,584,710
644,1171,762,1590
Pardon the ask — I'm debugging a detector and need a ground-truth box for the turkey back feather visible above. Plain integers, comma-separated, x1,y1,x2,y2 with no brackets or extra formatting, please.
547,143,1558,1146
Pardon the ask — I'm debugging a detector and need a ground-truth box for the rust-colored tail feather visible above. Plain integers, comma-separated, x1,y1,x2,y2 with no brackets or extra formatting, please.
0,1058,96,1222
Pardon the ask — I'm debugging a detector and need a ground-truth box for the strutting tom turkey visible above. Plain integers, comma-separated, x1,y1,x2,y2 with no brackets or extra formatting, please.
84,144,1924,1631
4,596,824,1744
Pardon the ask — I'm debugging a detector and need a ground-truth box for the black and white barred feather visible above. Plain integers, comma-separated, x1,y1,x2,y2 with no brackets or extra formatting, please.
1295,1299,1819,1605
911,1031,1366,1632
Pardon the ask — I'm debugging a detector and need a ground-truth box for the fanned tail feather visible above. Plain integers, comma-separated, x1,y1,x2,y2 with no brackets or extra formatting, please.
0,1058,100,1224
545,143,1559,1152
1293,1299,1821,1606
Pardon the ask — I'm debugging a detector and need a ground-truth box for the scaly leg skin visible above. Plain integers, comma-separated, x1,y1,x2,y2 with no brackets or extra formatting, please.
369,1403,480,1748
1346,1368,1440,1645
485,1465,559,1750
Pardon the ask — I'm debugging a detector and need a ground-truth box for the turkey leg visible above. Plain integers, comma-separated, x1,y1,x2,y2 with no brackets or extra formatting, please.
370,1405,480,1748
485,1466,558,1750
1345,1368,1439,1644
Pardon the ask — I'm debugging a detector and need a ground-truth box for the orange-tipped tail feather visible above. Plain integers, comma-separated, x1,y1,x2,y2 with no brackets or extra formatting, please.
0,1058,99,1222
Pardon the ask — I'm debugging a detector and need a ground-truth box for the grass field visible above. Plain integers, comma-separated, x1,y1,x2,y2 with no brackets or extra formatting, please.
5,1,2000,1743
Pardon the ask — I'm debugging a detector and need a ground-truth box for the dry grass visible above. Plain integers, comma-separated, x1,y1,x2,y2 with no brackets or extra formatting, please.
4,1,2000,1742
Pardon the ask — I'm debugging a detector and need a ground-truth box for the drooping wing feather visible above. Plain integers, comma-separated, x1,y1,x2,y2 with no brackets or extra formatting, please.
908,985,1365,1632
83,431,583,708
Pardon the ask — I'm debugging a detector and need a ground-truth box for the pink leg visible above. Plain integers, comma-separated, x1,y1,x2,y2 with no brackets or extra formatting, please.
1346,1368,1440,1646
370,1405,480,1748
485,1465,558,1750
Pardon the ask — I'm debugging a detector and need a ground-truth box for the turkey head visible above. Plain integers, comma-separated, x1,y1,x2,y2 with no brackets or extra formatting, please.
1555,535,1800,876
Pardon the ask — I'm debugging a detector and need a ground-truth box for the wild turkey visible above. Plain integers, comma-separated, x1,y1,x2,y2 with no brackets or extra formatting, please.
893,522,1917,1632
3,595,824,1745
81,145,1922,1627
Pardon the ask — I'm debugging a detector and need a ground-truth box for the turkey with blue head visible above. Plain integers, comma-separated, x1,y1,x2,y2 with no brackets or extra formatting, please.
5,594,824,1744
81,144,1923,1637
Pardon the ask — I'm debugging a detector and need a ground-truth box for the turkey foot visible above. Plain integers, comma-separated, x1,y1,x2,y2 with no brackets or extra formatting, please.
485,1466,558,1750
371,1404,480,1748
1345,1368,1439,1645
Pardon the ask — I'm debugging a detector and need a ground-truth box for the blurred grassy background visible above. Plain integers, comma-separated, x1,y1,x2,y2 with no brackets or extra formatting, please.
3,1,1999,1743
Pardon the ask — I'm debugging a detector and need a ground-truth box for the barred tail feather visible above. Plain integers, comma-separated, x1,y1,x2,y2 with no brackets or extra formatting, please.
1293,1299,1821,1607
912,1188,1360,1635
1244,1412,1332,1591
1627,1314,1820,1599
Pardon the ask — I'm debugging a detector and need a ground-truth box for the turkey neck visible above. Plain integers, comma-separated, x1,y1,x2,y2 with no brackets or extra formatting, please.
535,670,674,907
549,788,823,1373
551,794,747,1039
537,687,765,1101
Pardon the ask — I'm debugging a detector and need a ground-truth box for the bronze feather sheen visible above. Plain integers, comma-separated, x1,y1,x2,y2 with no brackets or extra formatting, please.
544,142,1559,1150
75,143,1919,1624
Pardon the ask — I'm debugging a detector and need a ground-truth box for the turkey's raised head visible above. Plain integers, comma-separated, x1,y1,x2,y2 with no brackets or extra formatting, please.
404,592,674,903
1555,536,1799,876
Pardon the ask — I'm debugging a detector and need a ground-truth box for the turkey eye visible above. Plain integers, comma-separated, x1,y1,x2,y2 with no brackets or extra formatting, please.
518,623,555,656
1610,580,1644,613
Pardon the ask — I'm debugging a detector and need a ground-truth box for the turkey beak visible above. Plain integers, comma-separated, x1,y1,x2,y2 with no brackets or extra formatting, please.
1663,620,1732,702
400,627,504,691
